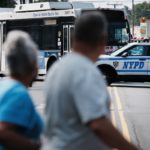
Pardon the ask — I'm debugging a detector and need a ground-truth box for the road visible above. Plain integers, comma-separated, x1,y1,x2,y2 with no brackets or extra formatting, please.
108,85,150,150
30,81,150,150
29,81,45,116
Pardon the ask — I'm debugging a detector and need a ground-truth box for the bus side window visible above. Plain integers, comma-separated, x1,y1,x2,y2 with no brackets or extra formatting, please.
42,26,58,50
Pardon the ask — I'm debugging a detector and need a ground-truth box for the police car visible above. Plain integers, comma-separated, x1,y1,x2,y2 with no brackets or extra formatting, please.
96,43,150,84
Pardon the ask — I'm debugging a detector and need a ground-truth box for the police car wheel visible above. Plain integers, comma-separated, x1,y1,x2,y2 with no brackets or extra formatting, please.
99,67,116,85
103,73,113,85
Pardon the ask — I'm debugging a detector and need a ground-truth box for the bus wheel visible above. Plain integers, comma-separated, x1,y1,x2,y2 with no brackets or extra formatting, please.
47,57,57,71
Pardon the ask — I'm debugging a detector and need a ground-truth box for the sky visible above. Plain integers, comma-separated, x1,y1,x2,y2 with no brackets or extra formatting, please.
16,0,150,8
70,0,150,8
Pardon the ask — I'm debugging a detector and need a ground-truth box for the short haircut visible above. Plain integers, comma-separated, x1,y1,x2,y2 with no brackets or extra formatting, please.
74,11,107,46
4,30,38,77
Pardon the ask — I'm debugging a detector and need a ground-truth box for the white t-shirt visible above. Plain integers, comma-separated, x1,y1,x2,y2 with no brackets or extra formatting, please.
42,52,111,150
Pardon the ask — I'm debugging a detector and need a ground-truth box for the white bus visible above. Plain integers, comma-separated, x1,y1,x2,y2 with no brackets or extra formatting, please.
81,9,131,54
0,2,76,76
0,2,131,76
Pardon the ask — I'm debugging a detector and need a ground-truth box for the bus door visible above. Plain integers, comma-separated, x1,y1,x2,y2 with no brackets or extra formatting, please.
63,25,74,55
68,25,74,52
0,22,5,72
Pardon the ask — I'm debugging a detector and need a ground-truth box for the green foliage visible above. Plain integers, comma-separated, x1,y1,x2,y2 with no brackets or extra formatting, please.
125,2,150,26
0,0,16,7
134,1,150,25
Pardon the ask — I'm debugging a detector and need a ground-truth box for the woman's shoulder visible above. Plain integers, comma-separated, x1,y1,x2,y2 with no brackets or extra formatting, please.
0,79,25,99
0,78,25,90
0,80,37,130
0,79,33,108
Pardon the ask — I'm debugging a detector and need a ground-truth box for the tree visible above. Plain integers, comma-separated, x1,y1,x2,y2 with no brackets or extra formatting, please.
0,0,16,7
124,2,150,26
134,2,150,25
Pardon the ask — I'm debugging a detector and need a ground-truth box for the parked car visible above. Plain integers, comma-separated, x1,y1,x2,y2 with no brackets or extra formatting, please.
97,42,150,84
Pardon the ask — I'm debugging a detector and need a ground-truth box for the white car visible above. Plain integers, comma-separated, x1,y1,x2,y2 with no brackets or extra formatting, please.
96,43,150,84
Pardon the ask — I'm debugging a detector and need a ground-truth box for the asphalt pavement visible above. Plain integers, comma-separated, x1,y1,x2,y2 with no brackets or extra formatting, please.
29,81,150,150
108,84,150,150
29,81,45,115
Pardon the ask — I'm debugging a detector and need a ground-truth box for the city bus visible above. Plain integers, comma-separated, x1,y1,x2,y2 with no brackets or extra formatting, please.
0,2,76,76
0,2,131,76
81,9,131,54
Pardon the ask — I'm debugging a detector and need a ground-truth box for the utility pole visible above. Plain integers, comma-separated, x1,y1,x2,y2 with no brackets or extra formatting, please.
132,0,135,36
107,3,123,9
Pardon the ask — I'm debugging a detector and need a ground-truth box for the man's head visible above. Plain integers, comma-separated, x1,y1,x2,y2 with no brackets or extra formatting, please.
72,11,107,61
4,30,38,85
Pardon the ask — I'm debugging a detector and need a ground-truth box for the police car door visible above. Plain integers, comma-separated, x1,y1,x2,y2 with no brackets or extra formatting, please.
118,45,149,76
147,46,150,76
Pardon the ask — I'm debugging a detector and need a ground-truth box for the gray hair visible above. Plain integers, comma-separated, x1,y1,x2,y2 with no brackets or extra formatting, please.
4,30,38,77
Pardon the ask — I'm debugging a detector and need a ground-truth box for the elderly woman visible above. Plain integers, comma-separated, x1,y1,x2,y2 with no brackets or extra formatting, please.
0,31,43,150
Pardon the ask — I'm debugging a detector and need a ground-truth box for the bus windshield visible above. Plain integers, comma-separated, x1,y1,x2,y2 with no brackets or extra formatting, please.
81,9,131,49
107,21,129,46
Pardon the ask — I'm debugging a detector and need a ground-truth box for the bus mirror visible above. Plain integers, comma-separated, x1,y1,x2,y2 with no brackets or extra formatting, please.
122,52,128,57
125,20,130,34
127,28,130,34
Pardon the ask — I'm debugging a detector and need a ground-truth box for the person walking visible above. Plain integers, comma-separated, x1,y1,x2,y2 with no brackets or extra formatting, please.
0,30,43,150
42,12,138,150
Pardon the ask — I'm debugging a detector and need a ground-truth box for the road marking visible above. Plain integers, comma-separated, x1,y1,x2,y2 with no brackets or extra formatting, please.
108,88,117,127
113,87,122,110
113,87,131,142
111,108,117,127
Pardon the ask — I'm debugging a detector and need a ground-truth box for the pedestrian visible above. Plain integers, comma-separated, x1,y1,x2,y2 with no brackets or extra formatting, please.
0,30,43,150
42,12,138,150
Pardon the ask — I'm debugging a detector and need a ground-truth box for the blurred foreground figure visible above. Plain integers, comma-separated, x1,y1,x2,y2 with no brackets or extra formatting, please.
42,12,138,150
0,31,43,150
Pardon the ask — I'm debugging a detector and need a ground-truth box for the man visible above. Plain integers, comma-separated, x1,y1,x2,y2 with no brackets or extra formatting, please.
42,12,138,150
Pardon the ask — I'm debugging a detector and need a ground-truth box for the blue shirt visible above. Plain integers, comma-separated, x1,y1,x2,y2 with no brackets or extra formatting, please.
0,79,44,149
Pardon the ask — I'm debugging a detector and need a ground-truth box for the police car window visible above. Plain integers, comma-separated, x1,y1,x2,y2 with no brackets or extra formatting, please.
117,45,150,56
128,45,148,56
128,46,144,56
147,46,150,56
